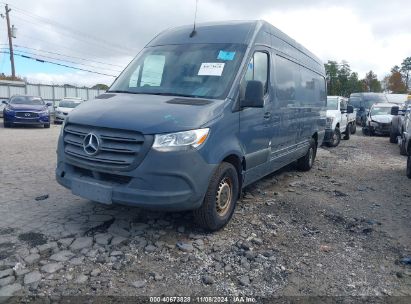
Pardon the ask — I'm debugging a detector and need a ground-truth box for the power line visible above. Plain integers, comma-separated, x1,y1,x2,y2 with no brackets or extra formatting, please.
5,3,137,54
12,44,124,68
11,13,133,56
0,47,122,73
0,51,117,77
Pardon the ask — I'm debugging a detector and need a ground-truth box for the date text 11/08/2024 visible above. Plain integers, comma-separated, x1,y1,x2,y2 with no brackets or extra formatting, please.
149,296,257,303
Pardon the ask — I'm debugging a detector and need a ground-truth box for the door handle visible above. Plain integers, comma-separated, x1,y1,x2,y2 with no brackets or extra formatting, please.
264,112,271,120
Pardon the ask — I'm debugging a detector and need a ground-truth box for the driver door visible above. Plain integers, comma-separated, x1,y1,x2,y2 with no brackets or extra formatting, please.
239,50,272,185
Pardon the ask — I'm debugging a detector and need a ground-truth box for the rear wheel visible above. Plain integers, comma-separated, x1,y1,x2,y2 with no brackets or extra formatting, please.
350,123,357,134
407,155,411,179
193,162,239,231
296,138,317,171
343,125,350,140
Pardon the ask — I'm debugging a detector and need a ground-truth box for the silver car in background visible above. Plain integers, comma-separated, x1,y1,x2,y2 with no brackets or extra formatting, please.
54,97,83,124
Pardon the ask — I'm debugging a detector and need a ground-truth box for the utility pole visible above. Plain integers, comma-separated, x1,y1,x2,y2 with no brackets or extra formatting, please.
5,4,15,78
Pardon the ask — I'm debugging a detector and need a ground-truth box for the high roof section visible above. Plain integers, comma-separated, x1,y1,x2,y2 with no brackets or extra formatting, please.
146,20,324,75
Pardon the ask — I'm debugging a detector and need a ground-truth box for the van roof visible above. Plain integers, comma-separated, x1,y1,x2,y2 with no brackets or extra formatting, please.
147,20,324,75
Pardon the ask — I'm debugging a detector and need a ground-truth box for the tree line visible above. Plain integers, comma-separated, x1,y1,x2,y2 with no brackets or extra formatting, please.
325,57,411,97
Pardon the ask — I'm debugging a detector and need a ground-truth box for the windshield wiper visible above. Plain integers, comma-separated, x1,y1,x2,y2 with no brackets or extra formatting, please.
107,91,200,98
149,92,197,98
107,90,144,95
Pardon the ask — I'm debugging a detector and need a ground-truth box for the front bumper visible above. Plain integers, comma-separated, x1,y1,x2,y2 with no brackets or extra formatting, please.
368,123,390,135
55,113,68,122
4,112,50,125
56,145,217,211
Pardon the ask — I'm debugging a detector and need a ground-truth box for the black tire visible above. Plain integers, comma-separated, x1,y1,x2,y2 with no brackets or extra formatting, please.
3,121,11,128
400,137,407,156
296,138,317,171
407,155,411,179
193,162,239,231
350,123,357,134
44,123,50,128
328,128,341,147
343,125,350,140
390,129,398,143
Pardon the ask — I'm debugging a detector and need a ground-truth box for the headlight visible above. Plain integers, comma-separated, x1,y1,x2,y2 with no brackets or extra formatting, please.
153,128,210,151
39,111,49,116
4,107,14,113
56,111,62,115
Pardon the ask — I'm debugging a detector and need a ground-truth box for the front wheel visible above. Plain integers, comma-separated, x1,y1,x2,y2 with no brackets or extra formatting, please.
296,138,317,171
328,128,341,147
3,121,11,128
193,162,239,231
400,137,407,156
44,123,50,128
407,155,411,179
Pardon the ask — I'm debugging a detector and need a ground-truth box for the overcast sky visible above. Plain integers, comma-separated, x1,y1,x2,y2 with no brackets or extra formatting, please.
0,0,410,86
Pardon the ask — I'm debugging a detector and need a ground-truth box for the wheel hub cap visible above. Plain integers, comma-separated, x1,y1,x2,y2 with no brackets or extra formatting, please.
216,177,232,216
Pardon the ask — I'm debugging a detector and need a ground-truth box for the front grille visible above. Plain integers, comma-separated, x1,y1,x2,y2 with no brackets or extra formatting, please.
15,112,39,118
63,123,152,171
72,165,132,184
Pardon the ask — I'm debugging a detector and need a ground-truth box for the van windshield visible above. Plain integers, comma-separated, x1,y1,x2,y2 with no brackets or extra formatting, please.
370,107,391,116
109,43,246,99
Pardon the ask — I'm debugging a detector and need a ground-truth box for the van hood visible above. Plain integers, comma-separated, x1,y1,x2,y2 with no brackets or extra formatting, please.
371,114,392,124
67,93,225,134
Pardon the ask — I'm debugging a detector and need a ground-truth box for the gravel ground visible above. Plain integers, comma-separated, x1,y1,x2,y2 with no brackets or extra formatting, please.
0,120,410,301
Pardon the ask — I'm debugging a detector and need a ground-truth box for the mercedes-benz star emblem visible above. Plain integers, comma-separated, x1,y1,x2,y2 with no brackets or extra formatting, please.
83,133,100,156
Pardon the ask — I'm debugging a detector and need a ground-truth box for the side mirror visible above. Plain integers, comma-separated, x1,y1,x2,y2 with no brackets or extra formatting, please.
1,100,7,104
46,102,52,107
242,80,264,108
391,106,399,116
347,105,354,114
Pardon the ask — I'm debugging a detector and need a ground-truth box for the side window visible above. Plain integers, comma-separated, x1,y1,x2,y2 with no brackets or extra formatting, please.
240,51,269,100
253,52,268,92
140,55,165,87
276,56,298,108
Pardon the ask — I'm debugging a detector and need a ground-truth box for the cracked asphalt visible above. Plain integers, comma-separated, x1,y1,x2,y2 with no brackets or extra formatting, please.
0,119,410,301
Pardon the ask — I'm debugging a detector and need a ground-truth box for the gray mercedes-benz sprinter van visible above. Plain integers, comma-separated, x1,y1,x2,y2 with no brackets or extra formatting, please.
56,21,326,230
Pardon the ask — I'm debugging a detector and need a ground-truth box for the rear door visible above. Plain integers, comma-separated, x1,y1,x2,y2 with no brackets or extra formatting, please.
239,50,272,184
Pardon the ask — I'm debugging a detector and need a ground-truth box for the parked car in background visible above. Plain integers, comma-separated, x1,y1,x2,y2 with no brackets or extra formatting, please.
391,96,411,155
349,93,388,126
0,102,5,118
2,95,51,128
390,95,411,144
392,101,411,178
54,97,84,124
56,20,327,231
362,102,394,136
323,96,355,147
